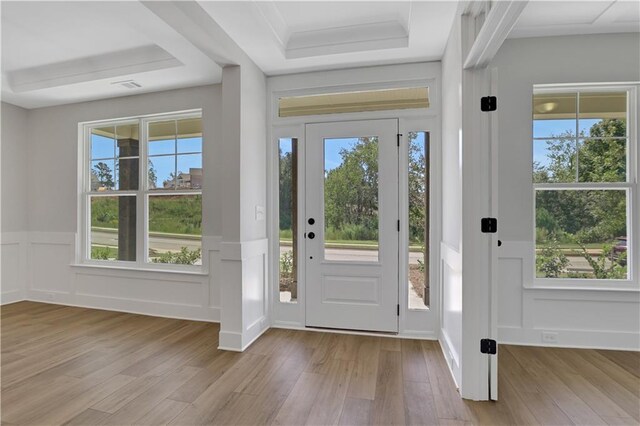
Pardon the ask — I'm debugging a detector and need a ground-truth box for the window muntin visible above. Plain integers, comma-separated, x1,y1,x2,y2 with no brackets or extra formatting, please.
148,118,203,191
533,88,632,281
82,111,203,269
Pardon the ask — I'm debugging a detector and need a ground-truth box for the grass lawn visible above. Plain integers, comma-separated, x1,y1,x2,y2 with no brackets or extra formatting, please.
91,245,118,259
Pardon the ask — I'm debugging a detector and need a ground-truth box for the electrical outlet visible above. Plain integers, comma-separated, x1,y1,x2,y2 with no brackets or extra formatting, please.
542,331,558,344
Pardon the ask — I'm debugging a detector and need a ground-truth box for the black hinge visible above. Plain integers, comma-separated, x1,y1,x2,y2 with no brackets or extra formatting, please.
481,217,497,233
480,96,497,112
397,220,400,232
397,133,402,147
480,338,497,354
397,304,400,316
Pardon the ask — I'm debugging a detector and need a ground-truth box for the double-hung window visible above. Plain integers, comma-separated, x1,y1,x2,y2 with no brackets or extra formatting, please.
80,110,203,270
533,85,637,284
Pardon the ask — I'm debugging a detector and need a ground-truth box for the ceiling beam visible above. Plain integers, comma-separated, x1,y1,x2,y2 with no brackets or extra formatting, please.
8,45,181,93
463,1,528,70
142,1,247,67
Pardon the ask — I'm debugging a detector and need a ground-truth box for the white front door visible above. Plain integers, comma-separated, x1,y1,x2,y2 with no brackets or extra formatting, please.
305,119,399,332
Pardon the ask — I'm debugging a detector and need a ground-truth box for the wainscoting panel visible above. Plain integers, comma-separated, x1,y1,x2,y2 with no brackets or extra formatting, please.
498,240,640,350
20,232,221,322
439,241,463,387
1,232,27,304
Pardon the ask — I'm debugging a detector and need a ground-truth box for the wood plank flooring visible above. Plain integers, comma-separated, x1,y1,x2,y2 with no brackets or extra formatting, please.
1,302,639,425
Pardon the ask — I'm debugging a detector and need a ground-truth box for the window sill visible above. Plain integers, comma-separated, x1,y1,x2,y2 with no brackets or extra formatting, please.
70,263,208,277
527,280,639,292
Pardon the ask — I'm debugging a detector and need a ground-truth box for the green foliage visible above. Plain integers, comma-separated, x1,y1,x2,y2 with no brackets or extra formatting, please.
92,196,202,236
279,144,294,231
408,132,427,244
280,250,293,278
536,237,569,278
572,241,627,279
148,195,202,235
535,118,628,278
324,137,379,237
148,159,158,189
91,246,112,260
278,133,427,244
325,223,377,241
91,197,119,228
151,247,201,265
93,161,115,189
279,229,293,239
416,243,426,273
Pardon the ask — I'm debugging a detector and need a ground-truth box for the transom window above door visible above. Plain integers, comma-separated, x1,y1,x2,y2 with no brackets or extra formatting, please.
278,87,429,117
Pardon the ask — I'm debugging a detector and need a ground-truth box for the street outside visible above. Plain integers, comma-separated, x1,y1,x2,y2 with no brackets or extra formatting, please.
94,228,605,275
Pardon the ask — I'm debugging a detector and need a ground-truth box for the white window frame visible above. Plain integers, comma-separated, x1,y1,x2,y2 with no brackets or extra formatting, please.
77,109,203,273
532,84,639,291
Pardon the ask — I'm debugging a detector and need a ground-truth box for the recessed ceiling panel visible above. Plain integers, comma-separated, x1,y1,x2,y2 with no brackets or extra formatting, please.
516,1,614,27
510,0,639,39
274,1,410,33
199,1,458,75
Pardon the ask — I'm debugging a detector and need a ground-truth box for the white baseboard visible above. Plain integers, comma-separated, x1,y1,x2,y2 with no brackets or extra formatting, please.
27,289,220,323
499,326,640,352
218,321,270,352
1,290,25,305
439,329,461,389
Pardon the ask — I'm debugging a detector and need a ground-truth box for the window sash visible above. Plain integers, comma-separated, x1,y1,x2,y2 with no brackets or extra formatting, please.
532,85,636,285
81,111,203,270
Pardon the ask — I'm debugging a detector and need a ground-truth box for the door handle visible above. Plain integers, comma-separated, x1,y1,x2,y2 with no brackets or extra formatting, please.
308,232,315,239
308,218,315,225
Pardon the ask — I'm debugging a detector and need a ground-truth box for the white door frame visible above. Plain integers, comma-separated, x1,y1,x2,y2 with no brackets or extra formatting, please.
267,63,442,338
304,119,399,332
270,113,440,336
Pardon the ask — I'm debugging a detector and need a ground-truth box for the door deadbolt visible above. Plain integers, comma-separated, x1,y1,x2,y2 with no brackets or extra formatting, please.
308,218,315,225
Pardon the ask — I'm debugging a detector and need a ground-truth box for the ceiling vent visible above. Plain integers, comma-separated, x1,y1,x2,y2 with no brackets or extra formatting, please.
111,80,142,89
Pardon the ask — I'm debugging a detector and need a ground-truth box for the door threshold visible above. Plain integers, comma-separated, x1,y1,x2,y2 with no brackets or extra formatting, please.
305,325,398,336
271,323,437,340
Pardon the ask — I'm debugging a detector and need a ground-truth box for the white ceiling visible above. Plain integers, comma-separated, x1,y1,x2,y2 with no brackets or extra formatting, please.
2,1,638,110
199,1,458,75
510,0,640,38
1,1,222,109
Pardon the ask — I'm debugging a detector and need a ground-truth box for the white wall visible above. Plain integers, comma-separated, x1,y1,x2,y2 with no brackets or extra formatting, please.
1,102,29,233
492,33,640,350
440,14,464,387
2,85,225,321
1,102,29,304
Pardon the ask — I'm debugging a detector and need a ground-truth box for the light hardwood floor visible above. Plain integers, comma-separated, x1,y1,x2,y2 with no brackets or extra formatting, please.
1,302,638,425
